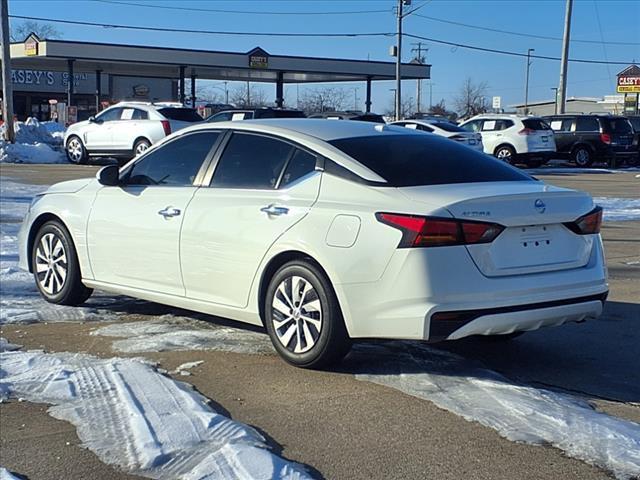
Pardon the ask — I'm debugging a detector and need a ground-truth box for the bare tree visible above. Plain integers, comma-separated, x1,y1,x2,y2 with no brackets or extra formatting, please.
10,21,61,42
298,87,350,114
184,81,225,105
429,99,458,121
229,84,270,108
384,95,415,119
453,78,489,119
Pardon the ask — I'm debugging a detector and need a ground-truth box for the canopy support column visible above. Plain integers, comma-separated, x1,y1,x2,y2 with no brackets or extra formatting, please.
275,71,284,108
190,72,196,108
179,65,186,104
66,59,75,107
365,76,372,113
95,69,102,113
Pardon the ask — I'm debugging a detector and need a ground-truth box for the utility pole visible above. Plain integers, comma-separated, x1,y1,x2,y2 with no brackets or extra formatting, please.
411,42,427,114
429,82,434,111
223,81,228,104
557,0,573,114
524,48,535,115
353,87,359,110
551,87,559,114
394,0,405,121
1,0,15,143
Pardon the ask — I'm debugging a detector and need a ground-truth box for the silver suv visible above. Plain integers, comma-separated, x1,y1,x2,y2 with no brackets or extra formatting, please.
64,102,202,164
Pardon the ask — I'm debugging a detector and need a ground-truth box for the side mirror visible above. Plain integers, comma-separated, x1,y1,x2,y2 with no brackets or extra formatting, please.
96,165,120,186
88,116,96,123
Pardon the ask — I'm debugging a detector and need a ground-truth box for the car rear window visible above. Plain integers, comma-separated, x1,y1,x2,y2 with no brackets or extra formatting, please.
606,118,633,134
255,110,306,119
628,117,640,131
431,122,466,132
328,135,532,187
522,119,551,130
157,108,203,122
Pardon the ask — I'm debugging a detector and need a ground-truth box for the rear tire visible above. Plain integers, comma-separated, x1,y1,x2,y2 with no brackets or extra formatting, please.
264,260,351,369
494,145,517,165
572,146,593,168
31,221,93,306
66,136,88,164
133,138,151,157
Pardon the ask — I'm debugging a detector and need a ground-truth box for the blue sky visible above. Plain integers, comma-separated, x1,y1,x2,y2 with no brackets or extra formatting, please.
8,0,640,113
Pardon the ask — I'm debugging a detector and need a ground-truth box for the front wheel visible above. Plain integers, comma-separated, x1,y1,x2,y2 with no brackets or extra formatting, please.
573,146,593,168
264,260,351,369
32,221,93,305
66,136,88,164
494,145,516,164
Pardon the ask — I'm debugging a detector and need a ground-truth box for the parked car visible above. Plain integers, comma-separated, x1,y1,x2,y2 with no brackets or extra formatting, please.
308,111,386,123
390,119,484,152
624,115,640,166
542,114,637,167
459,114,556,167
206,107,305,122
21,119,608,368
64,102,203,164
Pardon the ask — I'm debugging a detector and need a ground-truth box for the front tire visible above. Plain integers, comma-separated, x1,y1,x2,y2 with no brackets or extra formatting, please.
66,136,88,164
32,221,93,305
494,145,516,164
264,260,351,369
573,146,593,168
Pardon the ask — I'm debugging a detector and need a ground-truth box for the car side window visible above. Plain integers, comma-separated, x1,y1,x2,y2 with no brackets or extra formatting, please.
461,121,480,132
575,117,599,132
96,108,122,122
417,124,434,132
123,131,219,186
279,149,317,188
496,120,514,130
211,133,294,189
209,112,233,122
131,109,149,120
481,120,498,131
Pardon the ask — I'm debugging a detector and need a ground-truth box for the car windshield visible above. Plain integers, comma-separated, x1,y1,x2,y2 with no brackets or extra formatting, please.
607,118,633,134
328,134,532,187
431,122,466,133
522,119,552,130
157,108,203,122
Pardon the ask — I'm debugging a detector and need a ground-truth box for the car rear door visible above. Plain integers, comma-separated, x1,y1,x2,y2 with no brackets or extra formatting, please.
83,107,122,150
87,130,221,295
180,131,321,308
108,107,148,151
547,117,575,154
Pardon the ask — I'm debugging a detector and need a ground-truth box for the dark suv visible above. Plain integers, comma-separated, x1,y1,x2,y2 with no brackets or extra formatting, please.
206,107,305,122
542,114,637,167
626,115,640,166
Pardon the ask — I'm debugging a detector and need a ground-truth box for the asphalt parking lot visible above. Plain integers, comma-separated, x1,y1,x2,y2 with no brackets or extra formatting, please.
0,164,638,480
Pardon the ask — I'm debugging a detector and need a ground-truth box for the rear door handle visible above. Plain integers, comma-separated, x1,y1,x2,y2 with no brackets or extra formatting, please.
260,204,289,216
158,206,181,218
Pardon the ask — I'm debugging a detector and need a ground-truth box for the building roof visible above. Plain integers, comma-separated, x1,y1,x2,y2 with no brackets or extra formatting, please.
509,97,601,108
9,38,431,84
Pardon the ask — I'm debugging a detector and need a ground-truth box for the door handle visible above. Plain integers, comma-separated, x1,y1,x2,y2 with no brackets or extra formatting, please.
158,206,181,218
260,204,289,216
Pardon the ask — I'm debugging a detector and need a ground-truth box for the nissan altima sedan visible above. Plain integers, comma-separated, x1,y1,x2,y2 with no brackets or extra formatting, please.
19,119,608,368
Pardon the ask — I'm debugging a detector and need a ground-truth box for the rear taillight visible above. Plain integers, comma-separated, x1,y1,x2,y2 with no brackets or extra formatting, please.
161,120,171,136
600,133,611,144
563,206,603,235
376,213,504,248
518,128,536,136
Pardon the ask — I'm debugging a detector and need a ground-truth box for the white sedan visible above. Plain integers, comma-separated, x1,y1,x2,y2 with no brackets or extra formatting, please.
19,119,608,368
391,119,484,152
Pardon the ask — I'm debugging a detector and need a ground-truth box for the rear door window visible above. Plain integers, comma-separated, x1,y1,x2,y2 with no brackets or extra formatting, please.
279,149,317,188
431,122,466,132
522,119,551,130
607,118,633,134
157,108,203,122
575,117,600,132
329,134,532,187
211,133,294,189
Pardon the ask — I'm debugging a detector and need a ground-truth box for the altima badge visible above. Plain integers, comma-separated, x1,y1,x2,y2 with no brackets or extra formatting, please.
534,199,546,213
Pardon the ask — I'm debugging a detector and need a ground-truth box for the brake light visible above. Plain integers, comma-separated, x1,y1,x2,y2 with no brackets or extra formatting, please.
376,213,504,248
161,120,171,136
600,133,611,144
518,128,536,136
563,206,603,235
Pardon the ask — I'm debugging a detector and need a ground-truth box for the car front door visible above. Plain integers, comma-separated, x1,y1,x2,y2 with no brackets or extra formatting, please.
87,130,221,295
83,107,122,150
180,131,321,307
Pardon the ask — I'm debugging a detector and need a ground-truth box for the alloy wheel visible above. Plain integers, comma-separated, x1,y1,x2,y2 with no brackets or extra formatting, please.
575,149,590,166
67,138,83,163
35,232,68,295
496,148,513,161
135,142,150,155
271,275,323,354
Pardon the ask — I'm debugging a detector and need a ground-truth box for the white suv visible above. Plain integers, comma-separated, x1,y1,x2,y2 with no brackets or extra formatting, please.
64,102,203,164
459,114,556,167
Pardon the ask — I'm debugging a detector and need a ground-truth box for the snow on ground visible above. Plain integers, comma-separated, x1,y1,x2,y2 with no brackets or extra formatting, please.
527,166,640,175
1,118,67,164
355,343,640,480
0,338,21,352
0,467,23,480
595,197,640,221
0,350,311,480
92,317,274,355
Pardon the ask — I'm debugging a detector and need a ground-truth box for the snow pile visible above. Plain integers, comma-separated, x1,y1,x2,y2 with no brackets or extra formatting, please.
0,118,67,164
0,467,22,480
595,197,640,221
0,350,310,479
93,317,274,355
355,343,640,480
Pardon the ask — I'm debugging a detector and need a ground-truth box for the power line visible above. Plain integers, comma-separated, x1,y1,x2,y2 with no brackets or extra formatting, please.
404,33,634,65
412,13,640,46
8,15,394,38
91,0,391,15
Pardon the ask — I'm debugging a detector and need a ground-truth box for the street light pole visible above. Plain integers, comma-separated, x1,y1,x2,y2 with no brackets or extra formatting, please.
395,0,404,121
557,0,573,114
1,0,16,143
551,87,559,114
524,48,535,115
